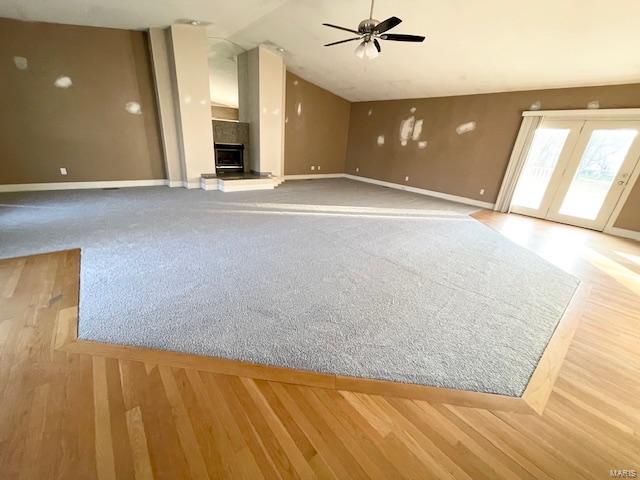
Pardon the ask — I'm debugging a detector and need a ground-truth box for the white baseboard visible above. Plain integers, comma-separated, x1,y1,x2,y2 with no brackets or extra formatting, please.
604,226,640,242
0,179,168,193
284,174,345,180
284,173,494,209
0,174,495,210
343,174,495,209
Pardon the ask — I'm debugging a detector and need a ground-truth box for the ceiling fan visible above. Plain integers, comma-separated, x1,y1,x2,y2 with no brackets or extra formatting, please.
322,0,425,59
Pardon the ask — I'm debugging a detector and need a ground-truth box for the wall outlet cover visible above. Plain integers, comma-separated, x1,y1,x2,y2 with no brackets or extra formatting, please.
60,167,68,176
310,165,315,170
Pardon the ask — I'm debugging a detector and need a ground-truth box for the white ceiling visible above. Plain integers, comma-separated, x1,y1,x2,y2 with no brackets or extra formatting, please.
3,0,640,102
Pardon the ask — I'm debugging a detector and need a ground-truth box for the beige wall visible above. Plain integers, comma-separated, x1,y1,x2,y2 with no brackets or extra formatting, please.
284,72,351,175
614,181,640,231
345,83,640,231
0,18,165,184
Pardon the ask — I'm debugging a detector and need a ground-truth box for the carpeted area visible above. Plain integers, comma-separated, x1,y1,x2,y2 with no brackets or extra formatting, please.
0,178,578,396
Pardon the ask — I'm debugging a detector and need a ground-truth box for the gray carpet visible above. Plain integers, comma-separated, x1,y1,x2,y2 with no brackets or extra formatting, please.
0,178,578,396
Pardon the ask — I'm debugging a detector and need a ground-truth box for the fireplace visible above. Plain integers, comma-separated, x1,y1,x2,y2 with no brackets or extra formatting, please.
214,143,244,174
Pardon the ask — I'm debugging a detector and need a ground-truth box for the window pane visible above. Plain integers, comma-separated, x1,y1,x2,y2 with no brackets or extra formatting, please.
512,128,570,210
559,129,638,220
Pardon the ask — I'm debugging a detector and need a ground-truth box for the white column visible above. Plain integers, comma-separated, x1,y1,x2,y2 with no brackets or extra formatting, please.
238,45,286,177
148,28,183,186
167,25,214,188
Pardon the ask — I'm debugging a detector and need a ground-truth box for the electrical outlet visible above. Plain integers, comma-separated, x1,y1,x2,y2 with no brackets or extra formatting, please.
355,167,359,173
60,167,68,176
405,176,409,182
480,188,485,195
317,165,321,171
310,165,315,171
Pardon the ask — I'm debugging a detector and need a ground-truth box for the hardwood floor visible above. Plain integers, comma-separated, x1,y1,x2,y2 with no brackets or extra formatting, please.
1,212,639,479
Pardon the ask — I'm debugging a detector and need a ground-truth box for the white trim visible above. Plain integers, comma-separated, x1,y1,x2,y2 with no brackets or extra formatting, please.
523,108,640,119
286,173,495,208
494,116,542,212
200,176,280,192
0,179,168,193
284,174,345,180
168,180,186,188
344,174,494,209
219,182,275,192
200,177,219,191
604,227,640,242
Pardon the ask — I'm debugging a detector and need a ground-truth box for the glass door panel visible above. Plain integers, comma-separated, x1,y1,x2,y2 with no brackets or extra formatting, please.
557,129,638,220
547,121,640,230
510,120,582,219
511,128,570,210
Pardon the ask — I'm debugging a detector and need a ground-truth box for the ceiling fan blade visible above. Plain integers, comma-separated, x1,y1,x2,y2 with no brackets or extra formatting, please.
324,37,362,47
381,33,425,42
373,39,381,52
374,16,402,33
322,23,359,34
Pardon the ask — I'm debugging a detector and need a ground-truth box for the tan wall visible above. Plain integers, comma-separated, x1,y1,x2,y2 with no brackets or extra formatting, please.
615,181,640,231
345,83,640,231
284,72,350,175
0,18,165,184
211,106,239,121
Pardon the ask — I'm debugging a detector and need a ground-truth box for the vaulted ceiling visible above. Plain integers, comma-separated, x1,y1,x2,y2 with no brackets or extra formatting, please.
3,0,640,101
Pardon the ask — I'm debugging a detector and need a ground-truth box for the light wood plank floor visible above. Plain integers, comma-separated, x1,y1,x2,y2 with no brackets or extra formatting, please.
1,211,639,479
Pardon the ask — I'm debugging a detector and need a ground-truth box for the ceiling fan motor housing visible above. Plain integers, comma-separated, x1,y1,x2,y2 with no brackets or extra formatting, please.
358,18,379,34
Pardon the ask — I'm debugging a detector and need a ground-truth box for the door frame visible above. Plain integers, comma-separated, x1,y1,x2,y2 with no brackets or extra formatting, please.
509,119,584,220
545,120,640,231
502,108,640,240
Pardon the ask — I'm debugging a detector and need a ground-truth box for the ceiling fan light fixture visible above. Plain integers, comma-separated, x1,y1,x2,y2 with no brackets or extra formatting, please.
364,40,379,59
324,0,425,59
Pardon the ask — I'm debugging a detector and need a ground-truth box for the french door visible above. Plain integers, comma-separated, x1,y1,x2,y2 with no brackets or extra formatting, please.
511,119,640,230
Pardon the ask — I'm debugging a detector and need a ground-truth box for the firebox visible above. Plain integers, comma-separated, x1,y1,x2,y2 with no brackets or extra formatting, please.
214,143,244,174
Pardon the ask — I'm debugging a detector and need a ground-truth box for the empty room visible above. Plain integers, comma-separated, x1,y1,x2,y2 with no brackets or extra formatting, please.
1,0,639,478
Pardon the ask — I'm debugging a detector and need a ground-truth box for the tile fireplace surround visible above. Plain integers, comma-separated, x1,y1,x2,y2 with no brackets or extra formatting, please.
212,120,250,172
